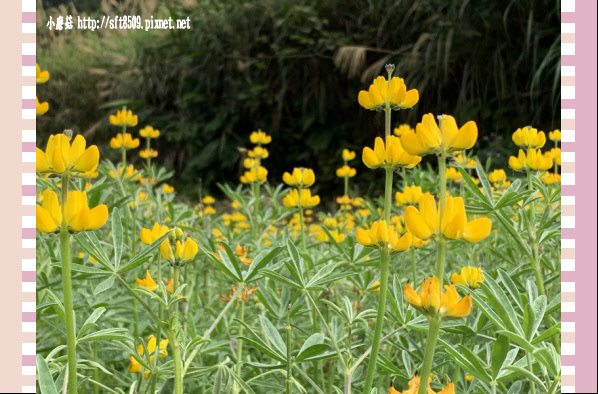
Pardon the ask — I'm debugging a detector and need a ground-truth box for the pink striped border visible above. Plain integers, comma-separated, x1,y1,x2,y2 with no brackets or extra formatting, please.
22,0,36,392
562,1,598,393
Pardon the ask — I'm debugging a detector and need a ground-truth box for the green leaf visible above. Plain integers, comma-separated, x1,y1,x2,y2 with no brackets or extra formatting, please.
227,366,256,394
112,208,123,269
262,270,302,289
69,263,110,275
217,242,243,280
239,336,285,362
438,339,491,382
259,315,287,356
74,232,113,271
244,247,281,282
77,307,106,339
457,167,492,207
118,231,171,273
94,275,115,296
78,328,130,343
503,366,547,392
497,269,523,311
295,344,329,363
531,323,560,345
525,295,546,341
201,246,242,282
491,335,510,379
37,354,59,394
496,330,535,354
475,161,494,206
480,276,524,335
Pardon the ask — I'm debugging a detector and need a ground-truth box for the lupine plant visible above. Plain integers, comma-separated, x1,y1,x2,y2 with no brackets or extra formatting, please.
36,62,561,394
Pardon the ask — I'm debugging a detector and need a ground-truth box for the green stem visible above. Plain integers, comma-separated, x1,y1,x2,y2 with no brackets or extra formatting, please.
526,352,536,394
150,256,163,394
546,376,560,394
298,203,307,254
417,318,441,394
121,125,127,167
60,173,78,394
436,154,447,286
344,176,349,198
146,137,151,170
286,310,293,394
93,343,99,394
252,182,260,242
133,299,139,339
362,248,390,393
384,168,393,223
236,301,245,380
172,266,184,394
411,247,417,284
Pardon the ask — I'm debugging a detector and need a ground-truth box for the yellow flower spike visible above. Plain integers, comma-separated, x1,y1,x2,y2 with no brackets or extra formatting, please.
356,220,411,252
139,149,158,159
465,375,474,381
36,133,100,176
182,238,199,261
548,147,561,165
247,146,269,159
162,184,175,194
362,136,421,169
450,266,484,289
400,114,477,157
405,278,472,319
527,149,553,171
204,206,216,215
240,166,268,184
139,126,160,138
139,223,170,245
108,164,141,181
110,133,140,150
512,126,546,149
249,129,272,145
508,149,528,172
542,172,561,185
358,75,419,110
342,149,356,161
488,169,507,184
393,375,451,394
336,165,357,178
202,196,216,204
109,108,138,127
36,64,50,83
445,167,462,183
36,190,62,233
395,185,423,206
548,129,561,142
129,355,142,373
405,193,491,243
136,270,158,291
282,167,316,187
36,96,49,115
393,124,414,137
454,152,477,168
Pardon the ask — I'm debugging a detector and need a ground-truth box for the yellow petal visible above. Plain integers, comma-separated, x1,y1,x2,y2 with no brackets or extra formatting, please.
451,121,478,151
404,206,432,239
362,147,380,168
36,205,58,233
358,90,375,109
87,205,109,230
183,238,198,261
74,146,100,173
462,218,492,243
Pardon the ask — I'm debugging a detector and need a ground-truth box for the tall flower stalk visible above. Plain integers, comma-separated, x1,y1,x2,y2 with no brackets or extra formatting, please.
358,64,420,393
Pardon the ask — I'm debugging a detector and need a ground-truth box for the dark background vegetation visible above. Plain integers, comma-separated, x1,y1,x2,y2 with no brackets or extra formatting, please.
37,0,561,200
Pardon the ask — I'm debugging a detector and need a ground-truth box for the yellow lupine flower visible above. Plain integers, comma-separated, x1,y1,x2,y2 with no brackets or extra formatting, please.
202,196,215,204
282,167,316,187
508,149,553,172
240,166,268,184
336,165,357,178
450,266,484,289
362,135,421,169
358,75,419,110
244,158,259,169
139,223,170,245
36,133,99,176
249,129,272,145
110,108,138,127
400,114,478,156
355,220,412,252
488,169,507,184
162,184,175,194
110,133,140,150
342,149,356,161
404,277,472,319
36,64,50,83
541,172,561,185
139,126,160,138
445,167,462,183
37,190,108,233
139,149,158,158
454,152,476,168
129,335,168,379
282,188,320,208
395,185,423,206
548,147,561,165
247,146,269,159
160,235,199,266
465,375,474,382
548,129,561,142
36,96,49,115
220,284,258,302
393,124,414,137
108,164,141,181
404,193,491,242
136,270,158,291
390,376,454,394
204,206,216,215
512,126,546,149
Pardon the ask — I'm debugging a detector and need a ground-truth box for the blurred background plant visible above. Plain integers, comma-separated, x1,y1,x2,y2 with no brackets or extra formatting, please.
37,0,560,200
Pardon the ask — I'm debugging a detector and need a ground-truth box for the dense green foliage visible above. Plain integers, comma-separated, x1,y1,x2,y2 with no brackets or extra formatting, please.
37,0,560,199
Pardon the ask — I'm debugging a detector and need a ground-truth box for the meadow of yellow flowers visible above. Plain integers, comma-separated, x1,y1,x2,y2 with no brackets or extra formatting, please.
36,63,561,394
